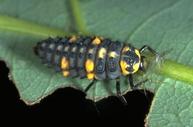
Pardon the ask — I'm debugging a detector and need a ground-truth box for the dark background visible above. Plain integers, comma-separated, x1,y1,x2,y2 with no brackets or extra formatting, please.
0,61,153,126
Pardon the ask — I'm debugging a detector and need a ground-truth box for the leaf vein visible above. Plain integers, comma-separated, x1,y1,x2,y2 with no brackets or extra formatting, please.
127,0,182,40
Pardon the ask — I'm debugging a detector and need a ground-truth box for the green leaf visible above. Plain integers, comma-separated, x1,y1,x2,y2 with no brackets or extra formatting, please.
1,0,193,126
146,80,193,127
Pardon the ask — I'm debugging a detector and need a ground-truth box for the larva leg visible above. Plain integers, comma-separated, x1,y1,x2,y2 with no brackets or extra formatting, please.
116,78,127,105
84,80,96,93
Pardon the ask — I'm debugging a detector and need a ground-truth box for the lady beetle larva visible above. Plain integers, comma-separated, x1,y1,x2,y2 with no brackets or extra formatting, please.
34,36,158,104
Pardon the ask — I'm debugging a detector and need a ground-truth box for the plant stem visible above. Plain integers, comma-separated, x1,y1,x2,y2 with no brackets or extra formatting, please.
0,15,66,37
69,0,88,34
158,59,193,85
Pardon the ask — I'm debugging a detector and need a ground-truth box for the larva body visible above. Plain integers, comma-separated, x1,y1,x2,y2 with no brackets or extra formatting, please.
34,36,141,81
34,35,159,104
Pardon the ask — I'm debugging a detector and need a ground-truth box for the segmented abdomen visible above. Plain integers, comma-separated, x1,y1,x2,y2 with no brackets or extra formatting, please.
34,36,139,80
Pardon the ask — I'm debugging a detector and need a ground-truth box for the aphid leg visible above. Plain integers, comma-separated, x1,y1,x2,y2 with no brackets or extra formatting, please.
128,74,148,90
133,79,149,100
140,45,160,62
139,45,157,55
139,56,146,72
133,79,148,90
116,78,127,105
128,75,148,99
84,80,96,93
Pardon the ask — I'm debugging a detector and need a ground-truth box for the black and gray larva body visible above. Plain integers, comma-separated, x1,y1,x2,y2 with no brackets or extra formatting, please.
34,36,138,80
34,36,158,104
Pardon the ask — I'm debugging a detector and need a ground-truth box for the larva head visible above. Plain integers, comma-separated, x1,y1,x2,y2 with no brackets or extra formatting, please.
120,46,141,75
